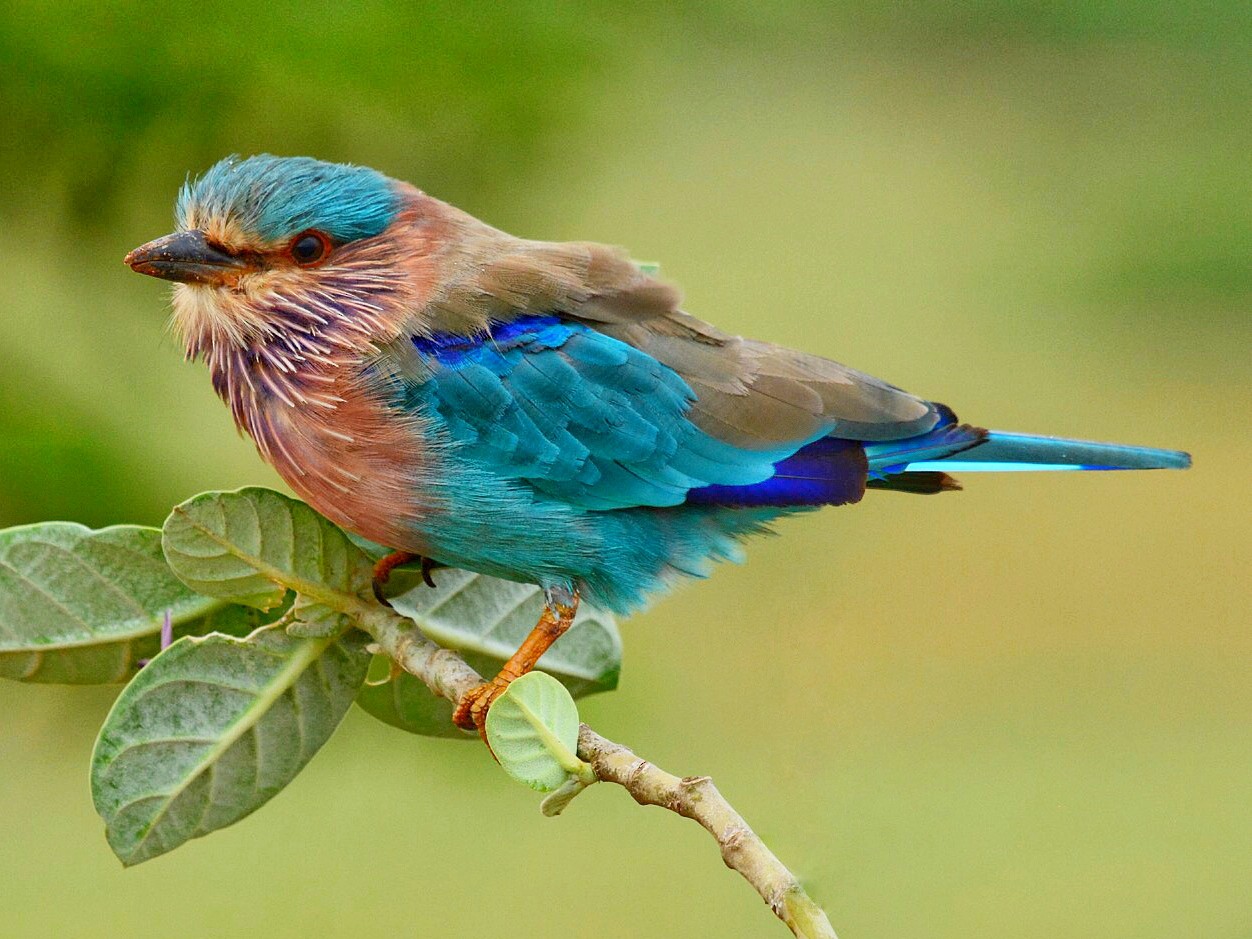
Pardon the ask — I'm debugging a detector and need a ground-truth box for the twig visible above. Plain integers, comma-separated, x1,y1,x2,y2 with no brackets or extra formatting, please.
356,604,838,939
357,606,483,705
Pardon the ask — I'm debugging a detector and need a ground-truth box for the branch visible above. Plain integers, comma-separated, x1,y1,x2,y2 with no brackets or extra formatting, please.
577,726,837,938
358,605,838,939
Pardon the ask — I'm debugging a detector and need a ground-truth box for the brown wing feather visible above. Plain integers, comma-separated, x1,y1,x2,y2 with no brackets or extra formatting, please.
406,205,938,447
539,242,938,444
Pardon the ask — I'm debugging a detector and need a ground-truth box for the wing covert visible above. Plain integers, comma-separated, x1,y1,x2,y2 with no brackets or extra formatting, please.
397,316,813,510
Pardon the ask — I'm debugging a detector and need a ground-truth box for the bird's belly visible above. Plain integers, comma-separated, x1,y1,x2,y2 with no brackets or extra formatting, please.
399,449,605,587
252,387,594,581
400,446,794,613
248,389,779,613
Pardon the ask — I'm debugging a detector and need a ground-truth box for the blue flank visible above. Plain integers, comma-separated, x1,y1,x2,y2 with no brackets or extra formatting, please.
178,155,399,244
686,437,866,507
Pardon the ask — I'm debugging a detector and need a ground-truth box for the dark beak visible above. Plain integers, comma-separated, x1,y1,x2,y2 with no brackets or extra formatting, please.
125,230,247,284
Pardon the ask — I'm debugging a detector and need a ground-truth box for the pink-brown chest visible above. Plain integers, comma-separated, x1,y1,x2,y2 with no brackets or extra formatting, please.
214,353,433,553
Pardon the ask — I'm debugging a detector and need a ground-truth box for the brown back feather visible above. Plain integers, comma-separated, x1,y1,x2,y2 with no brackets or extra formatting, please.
402,197,939,449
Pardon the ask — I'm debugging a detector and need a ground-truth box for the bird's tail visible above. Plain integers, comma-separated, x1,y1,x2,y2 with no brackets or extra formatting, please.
898,431,1190,473
866,422,1191,489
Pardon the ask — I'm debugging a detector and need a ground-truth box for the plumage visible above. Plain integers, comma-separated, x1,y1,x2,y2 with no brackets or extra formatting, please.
127,154,1191,620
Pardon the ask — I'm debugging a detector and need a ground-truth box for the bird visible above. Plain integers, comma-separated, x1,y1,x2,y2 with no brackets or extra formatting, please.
126,154,1191,734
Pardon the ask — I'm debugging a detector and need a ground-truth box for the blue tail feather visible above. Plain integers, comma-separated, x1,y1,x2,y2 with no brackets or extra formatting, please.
903,431,1192,473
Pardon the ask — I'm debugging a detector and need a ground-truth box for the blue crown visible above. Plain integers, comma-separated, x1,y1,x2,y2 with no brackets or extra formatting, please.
178,154,400,245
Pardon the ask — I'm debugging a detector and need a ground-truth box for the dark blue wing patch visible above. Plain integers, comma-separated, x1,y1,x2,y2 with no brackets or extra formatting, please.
685,437,868,507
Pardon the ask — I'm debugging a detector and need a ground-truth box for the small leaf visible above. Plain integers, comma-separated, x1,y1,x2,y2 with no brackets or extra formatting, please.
540,775,596,817
162,487,373,610
486,671,590,793
91,625,370,866
0,522,265,684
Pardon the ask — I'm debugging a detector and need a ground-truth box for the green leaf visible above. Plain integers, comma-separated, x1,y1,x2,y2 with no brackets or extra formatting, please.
485,671,592,793
539,774,596,817
0,522,266,684
162,487,373,611
91,625,370,866
355,569,621,738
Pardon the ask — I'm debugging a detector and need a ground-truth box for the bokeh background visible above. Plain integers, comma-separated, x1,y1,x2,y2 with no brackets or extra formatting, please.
1,3,1248,937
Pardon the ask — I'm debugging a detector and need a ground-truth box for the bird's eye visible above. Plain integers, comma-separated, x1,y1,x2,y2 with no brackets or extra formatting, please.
290,231,329,266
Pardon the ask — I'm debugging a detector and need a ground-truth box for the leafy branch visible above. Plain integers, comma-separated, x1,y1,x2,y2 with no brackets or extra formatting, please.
1,487,836,938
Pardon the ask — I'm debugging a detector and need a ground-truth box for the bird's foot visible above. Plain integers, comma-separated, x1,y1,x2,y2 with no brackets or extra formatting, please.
371,552,443,605
452,674,516,741
451,586,581,744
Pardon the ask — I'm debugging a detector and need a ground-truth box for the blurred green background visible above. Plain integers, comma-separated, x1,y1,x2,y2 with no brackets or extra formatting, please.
1,3,1248,937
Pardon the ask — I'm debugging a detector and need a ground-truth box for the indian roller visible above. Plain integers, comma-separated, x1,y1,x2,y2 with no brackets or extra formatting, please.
126,155,1191,734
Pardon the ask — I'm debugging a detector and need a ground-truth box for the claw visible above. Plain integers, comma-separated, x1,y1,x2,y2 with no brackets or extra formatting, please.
371,550,417,606
420,555,439,589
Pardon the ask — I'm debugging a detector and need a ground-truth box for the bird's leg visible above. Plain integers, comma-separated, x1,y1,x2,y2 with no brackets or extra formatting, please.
371,550,418,604
453,585,580,737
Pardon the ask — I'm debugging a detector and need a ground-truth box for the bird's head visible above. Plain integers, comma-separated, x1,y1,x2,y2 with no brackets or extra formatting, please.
126,154,411,355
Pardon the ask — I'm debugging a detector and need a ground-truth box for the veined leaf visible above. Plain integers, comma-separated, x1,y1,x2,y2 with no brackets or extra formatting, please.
91,625,370,866
162,487,373,610
485,671,592,793
0,522,265,684
355,569,621,738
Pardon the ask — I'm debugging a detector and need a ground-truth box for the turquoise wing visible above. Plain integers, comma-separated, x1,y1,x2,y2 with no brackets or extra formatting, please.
399,316,814,510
